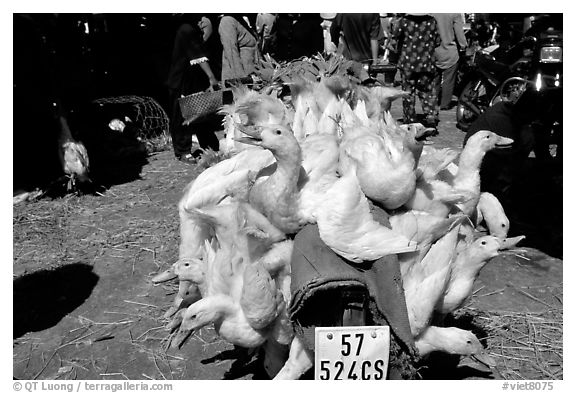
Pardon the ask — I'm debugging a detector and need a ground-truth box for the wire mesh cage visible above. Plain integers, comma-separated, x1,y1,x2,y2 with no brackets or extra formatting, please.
92,95,169,140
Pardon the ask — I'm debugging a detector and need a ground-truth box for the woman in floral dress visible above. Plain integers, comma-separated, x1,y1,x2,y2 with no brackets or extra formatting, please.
394,14,441,129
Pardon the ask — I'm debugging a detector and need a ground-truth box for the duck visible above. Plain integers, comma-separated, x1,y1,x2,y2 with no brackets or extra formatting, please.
352,85,408,122
190,202,286,296
174,147,275,263
475,192,510,239
414,326,485,358
451,130,514,216
436,235,502,315
315,162,417,263
57,114,90,191
338,122,417,210
220,87,291,153
171,294,270,349
236,124,307,234
402,223,461,337
170,240,293,354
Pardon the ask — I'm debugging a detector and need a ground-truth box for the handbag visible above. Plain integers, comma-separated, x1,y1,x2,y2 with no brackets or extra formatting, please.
178,89,231,125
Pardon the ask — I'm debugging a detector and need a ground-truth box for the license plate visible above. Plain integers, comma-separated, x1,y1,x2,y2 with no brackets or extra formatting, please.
314,326,390,380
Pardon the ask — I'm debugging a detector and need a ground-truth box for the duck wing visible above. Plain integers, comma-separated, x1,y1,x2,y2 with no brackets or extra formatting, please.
403,224,460,336
240,262,280,329
316,168,417,263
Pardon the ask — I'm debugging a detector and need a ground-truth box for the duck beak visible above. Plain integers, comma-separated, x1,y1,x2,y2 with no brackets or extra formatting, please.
415,127,438,142
170,312,200,349
235,124,263,145
168,309,195,349
498,235,526,250
151,265,177,283
470,352,497,368
495,135,514,148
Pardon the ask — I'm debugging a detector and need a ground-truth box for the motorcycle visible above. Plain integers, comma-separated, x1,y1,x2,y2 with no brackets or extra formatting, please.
456,16,562,160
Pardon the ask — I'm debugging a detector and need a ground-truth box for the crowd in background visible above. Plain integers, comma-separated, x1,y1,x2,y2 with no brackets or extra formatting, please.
170,13,473,162
167,13,523,162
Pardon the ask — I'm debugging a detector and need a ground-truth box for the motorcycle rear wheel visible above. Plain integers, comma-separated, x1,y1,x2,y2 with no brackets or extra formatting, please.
456,79,489,131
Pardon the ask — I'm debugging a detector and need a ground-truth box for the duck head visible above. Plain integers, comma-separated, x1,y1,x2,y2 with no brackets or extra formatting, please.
471,235,502,260
443,328,496,367
400,123,437,143
443,327,485,356
170,297,222,348
236,124,301,163
465,130,514,152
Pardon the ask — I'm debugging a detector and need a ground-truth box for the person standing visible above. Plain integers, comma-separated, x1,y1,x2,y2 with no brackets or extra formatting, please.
272,13,324,61
218,14,259,82
433,13,468,110
394,13,441,128
330,13,382,64
166,14,220,163
256,13,277,55
330,13,383,81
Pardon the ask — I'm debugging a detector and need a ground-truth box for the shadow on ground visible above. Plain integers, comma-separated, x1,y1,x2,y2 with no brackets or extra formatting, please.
13,263,99,339
495,158,562,259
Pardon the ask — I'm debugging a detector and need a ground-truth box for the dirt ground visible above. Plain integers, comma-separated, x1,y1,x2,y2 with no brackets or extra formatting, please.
12,100,563,380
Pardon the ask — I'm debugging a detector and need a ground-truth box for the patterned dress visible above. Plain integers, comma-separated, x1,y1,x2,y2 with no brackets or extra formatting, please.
394,15,441,125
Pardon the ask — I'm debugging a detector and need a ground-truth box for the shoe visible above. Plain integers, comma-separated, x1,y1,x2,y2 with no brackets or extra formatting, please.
423,117,439,128
177,153,197,164
191,149,203,159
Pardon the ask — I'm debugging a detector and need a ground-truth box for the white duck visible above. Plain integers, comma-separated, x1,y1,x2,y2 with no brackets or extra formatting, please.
436,235,502,315
475,192,510,239
338,123,417,210
315,162,417,263
414,326,485,357
172,147,276,276
452,130,514,216
57,114,90,190
220,87,291,153
236,124,307,234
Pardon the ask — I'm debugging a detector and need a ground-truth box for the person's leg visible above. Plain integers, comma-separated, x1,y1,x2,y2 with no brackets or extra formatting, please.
401,72,417,123
440,62,458,109
192,113,221,156
419,72,439,127
433,66,444,108
169,90,193,159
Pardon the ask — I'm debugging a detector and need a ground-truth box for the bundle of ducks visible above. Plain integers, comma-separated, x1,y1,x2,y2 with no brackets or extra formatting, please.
153,75,525,379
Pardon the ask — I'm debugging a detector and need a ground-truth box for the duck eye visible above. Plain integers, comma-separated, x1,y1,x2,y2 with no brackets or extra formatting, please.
481,240,487,245
275,129,282,135
466,340,472,344
501,223,506,228
184,263,190,267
